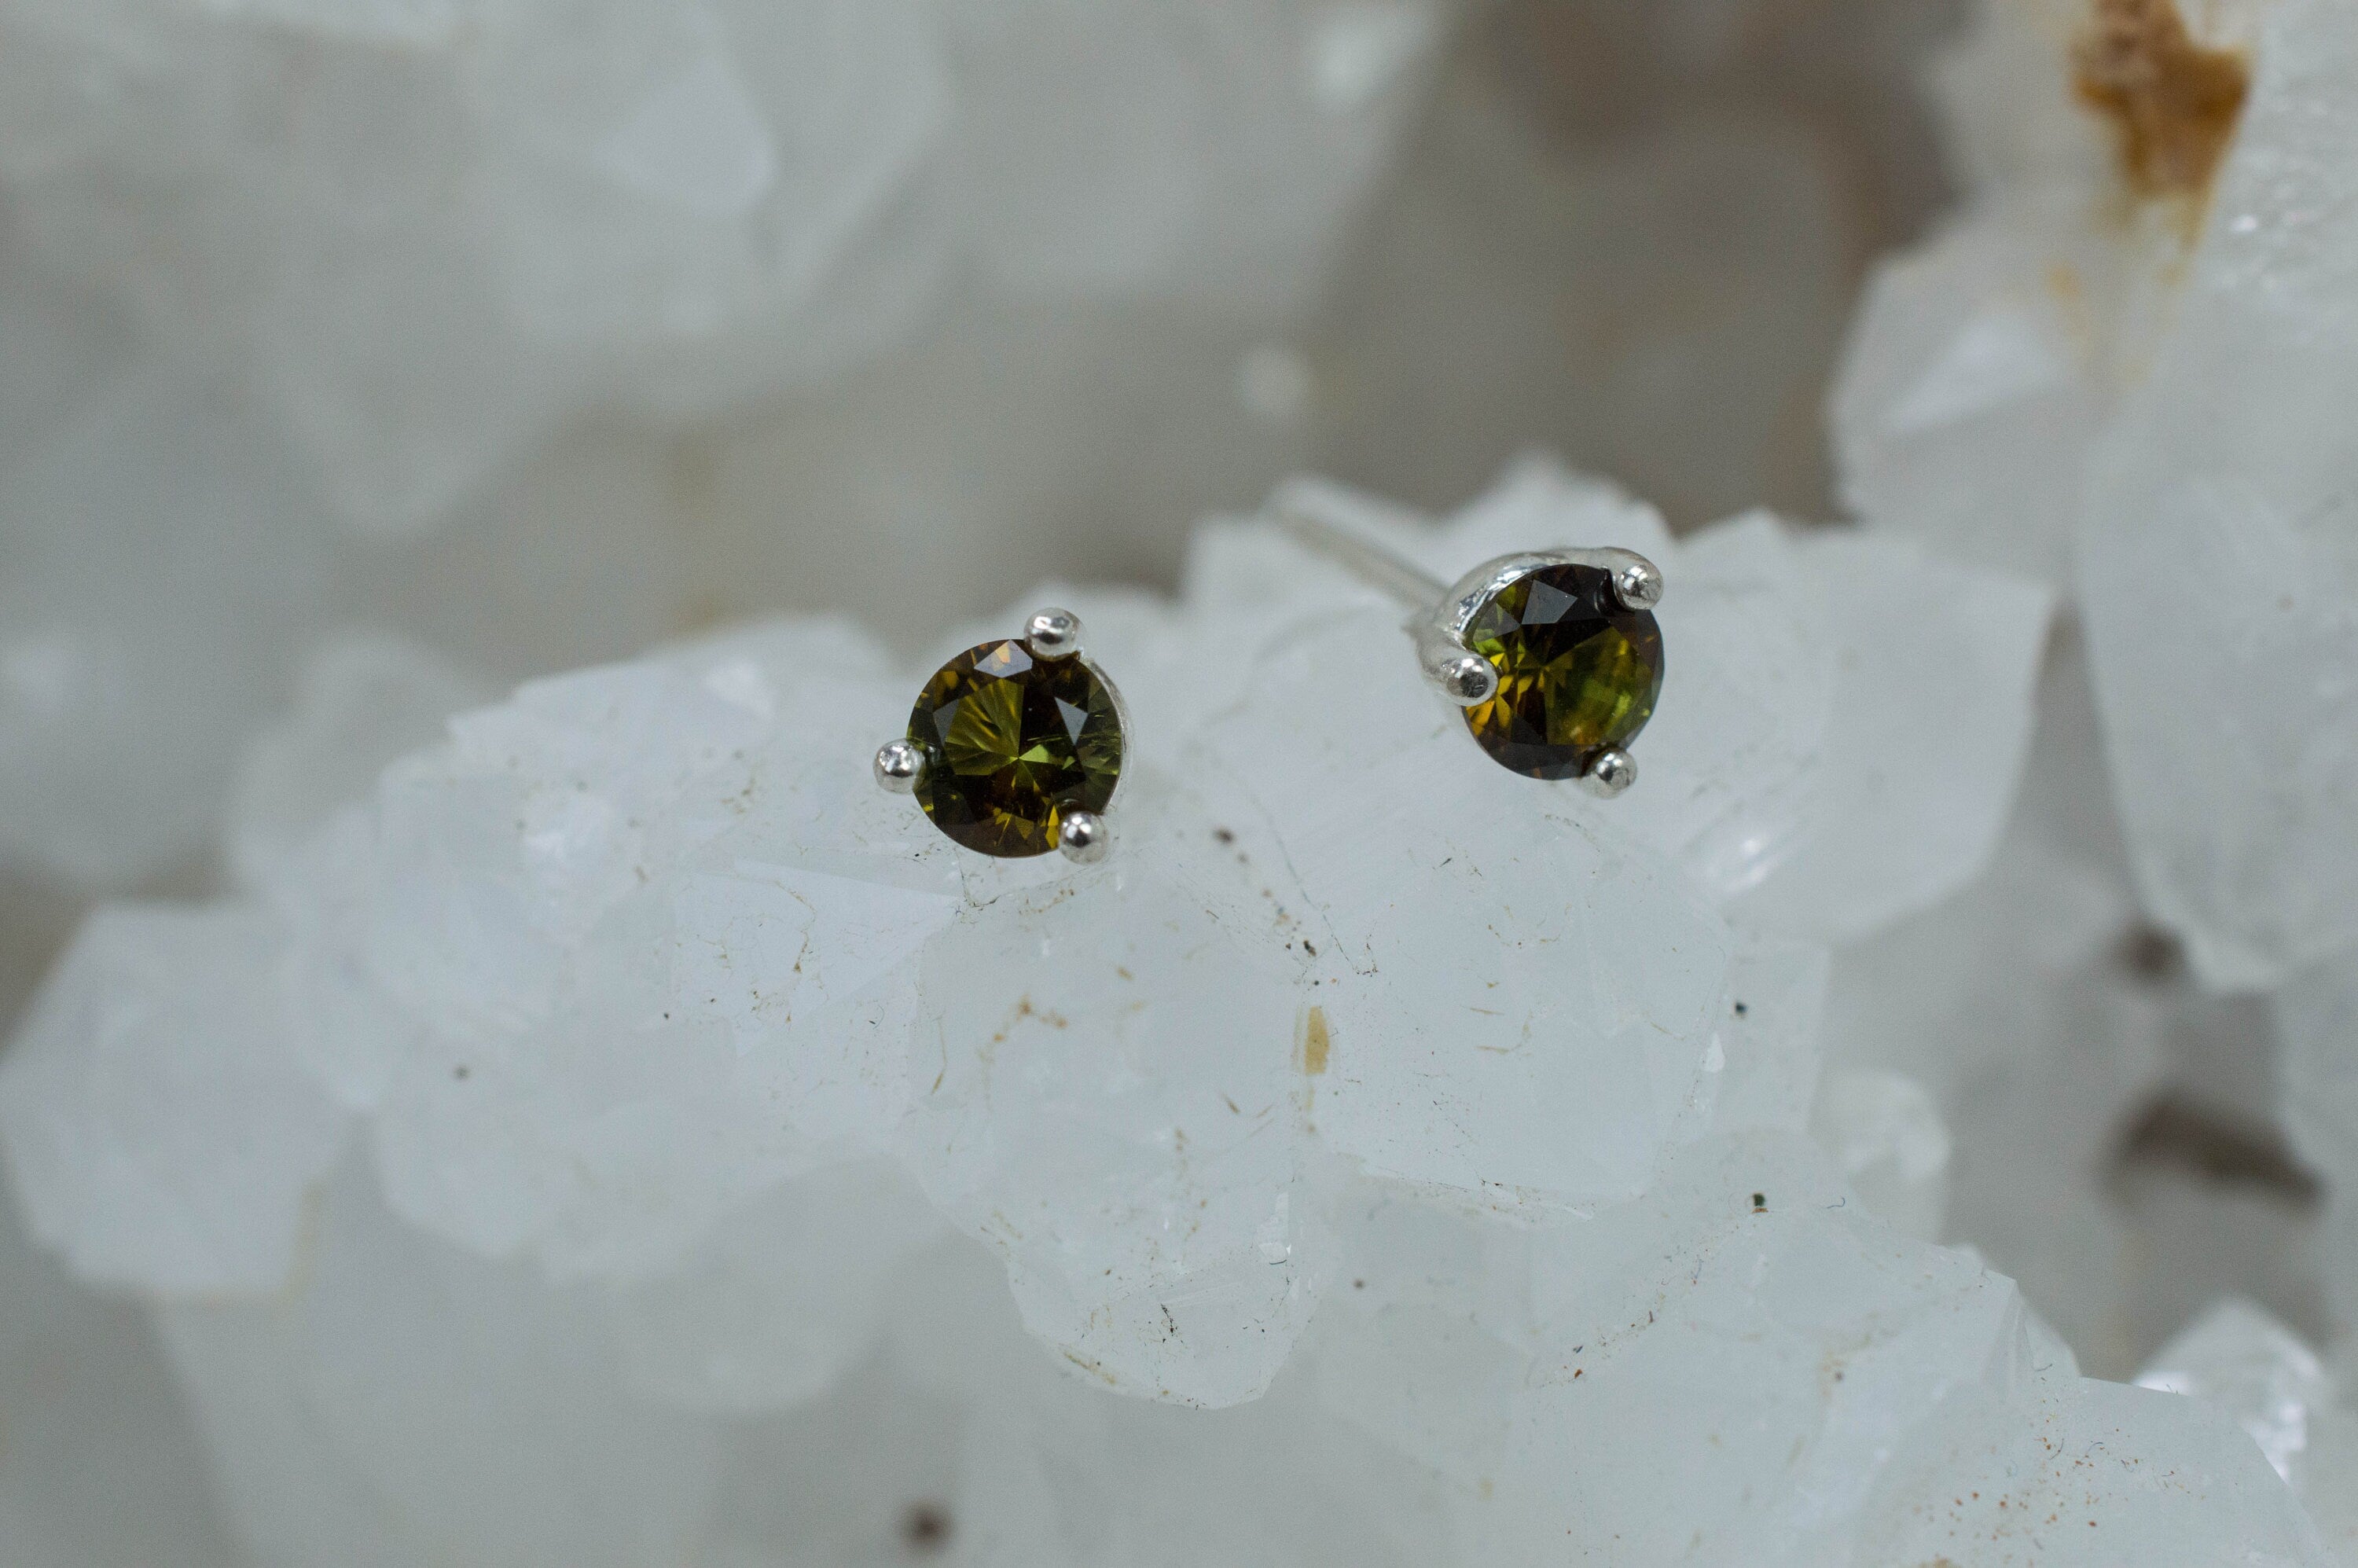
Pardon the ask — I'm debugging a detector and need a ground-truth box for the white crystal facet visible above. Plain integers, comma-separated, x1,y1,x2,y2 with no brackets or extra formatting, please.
0,904,349,1296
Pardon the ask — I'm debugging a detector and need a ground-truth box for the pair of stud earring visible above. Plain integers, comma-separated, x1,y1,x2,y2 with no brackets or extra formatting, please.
874,512,1666,861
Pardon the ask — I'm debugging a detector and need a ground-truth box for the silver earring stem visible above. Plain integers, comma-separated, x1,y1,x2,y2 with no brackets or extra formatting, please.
1276,505,1449,607
1274,489,1659,793
1276,501,1501,706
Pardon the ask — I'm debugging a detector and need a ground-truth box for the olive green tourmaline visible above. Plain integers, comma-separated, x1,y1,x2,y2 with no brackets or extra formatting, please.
906,639,1123,857
1460,562,1664,780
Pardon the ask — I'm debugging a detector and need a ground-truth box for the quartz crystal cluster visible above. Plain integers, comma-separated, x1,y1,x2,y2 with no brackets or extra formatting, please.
0,450,2336,1562
4,0,2358,1561
1826,0,2358,1552
0,0,1445,532
0,0,1449,897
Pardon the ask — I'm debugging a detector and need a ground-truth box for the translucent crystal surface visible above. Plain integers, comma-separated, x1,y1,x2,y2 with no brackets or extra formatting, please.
6,448,2330,1562
0,0,2347,1555
2138,1297,2330,1483
0,0,1449,900
1832,0,2358,990
0,1173,241,1566
0,0,1446,531
0,904,348,1295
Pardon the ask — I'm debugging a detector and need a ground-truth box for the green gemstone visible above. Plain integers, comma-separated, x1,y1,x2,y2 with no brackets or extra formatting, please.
907,639,1123,857
1460,562,1663,780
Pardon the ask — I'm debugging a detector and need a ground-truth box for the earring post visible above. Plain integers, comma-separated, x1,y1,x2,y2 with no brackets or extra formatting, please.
1276,505,1449,607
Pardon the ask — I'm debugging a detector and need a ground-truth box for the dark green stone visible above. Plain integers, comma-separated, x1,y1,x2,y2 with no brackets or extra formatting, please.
1460,563,1663,780
907,640,1122,857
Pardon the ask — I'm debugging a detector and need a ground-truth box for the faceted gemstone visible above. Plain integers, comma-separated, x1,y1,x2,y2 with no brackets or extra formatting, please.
906,639,1123,857
1460,563,1664,780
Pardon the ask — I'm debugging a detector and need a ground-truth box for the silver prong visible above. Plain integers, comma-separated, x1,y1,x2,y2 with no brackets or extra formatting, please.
1579,747,1636,798
874,739,924,794
1603,550,1664,611
1412,622,1497,707
1056,807,1111,864
1026,607,1083,660
1427,649,1497,707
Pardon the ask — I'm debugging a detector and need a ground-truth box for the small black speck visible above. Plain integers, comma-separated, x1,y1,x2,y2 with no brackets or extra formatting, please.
902,1502,952,1552
1732,1001,1748,1017
1353,1278,1365,1289
1303,940,1318,957
453,1066,470,1081
1751,1192,1766,1211
1213,828,1236,846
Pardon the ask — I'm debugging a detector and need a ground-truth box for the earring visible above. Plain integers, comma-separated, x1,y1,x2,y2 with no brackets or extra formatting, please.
875,608,1127,861
1280,509,1665,797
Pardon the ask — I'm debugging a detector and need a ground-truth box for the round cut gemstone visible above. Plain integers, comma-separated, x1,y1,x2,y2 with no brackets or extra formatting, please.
906,639,1123,857
1460,562,1664,780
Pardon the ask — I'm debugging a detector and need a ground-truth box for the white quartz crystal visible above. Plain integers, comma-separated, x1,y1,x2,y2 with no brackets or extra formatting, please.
5,446,2327,1561
2134,1297,2358,1560
1833,0,2358,991
157,1158,725,1568
2137,1297,2329,1483
1830,0,2358,1436
0,0,1447,531
0,0,1450,902
1714,531,2051,942
1812,1067,1953,1240
910,851,1316,1407
0,902,348,1296
0,0,2349,1551
0,1170,241,1566
2077,0,2358,989
226,633,490,894
0,357,323,891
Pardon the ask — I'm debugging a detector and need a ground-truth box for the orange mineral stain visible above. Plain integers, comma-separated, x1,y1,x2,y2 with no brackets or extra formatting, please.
2073,0,2250,200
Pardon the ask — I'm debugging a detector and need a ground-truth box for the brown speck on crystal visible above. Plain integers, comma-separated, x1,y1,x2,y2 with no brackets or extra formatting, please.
2073,0,2250,200
1300,1007,1331,1075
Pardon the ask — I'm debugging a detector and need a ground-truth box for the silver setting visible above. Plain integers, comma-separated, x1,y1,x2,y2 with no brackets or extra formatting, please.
873,737,924,794
1427,648,1498,707
882,606,1130,861
1603,549,1664,611
1026,607,1084,660
1427,547,1655,648
1056,807,1111,864
1276,500,1664,795
1579,747,1637,799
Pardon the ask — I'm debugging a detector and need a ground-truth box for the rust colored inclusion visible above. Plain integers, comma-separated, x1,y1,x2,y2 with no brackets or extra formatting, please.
2073,0,2250,200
